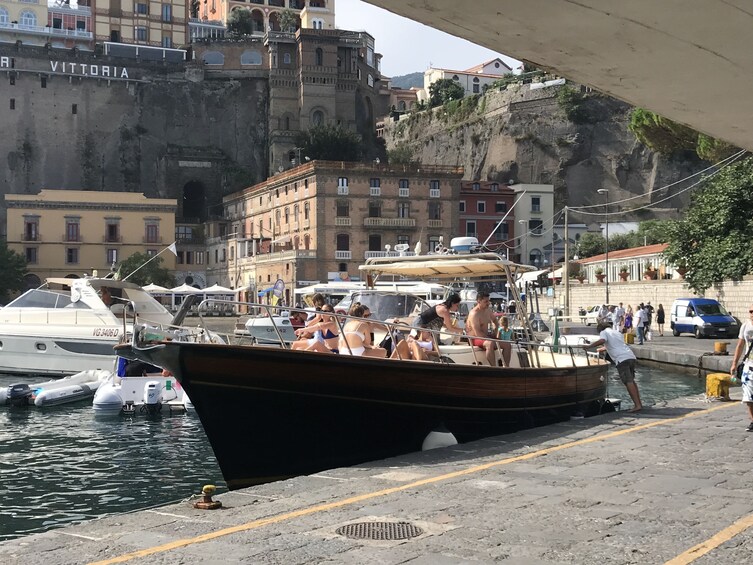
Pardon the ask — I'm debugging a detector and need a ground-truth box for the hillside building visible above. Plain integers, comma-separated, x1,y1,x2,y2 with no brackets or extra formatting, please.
206,160,463,303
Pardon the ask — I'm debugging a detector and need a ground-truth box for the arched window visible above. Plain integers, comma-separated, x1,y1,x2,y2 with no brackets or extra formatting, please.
283,52,291,64
312,110,324,126
315,48,323,66
202,51,224,65
304,202,310,220
0,8,8,24
20,10,37,26
293,203,299,218
284,207,289,223
240,50,262,65
398,101,406,111
452,75,459,81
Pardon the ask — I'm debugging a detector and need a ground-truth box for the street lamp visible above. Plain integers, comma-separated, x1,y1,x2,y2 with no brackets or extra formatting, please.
597,188,609,303
518,219,528,264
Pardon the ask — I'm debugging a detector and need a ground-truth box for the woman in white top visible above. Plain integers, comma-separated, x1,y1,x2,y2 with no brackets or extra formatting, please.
339,304,386,357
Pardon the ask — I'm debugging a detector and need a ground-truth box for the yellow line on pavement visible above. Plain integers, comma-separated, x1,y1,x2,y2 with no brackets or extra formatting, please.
665,511,753,564
89,402,736,565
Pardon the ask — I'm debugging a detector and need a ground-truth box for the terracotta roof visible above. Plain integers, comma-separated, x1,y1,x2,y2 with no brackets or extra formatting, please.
577,243,668,264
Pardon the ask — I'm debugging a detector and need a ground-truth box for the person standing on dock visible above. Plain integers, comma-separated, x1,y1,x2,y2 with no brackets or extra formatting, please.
584,321,643,413
731,305,753,431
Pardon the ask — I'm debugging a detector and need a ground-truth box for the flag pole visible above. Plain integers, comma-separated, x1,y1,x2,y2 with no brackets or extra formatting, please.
122,242,177,282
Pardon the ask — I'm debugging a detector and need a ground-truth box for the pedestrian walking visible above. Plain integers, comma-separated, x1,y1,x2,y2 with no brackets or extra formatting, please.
614,302,626,332
635,303,647,345
731,305,753,431
584,321,643,412
656,304,665,336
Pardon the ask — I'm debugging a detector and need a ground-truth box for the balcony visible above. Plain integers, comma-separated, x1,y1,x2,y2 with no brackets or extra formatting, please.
363,217,416,228
335,250,352,260
427,220,442,228
0,22,93,40
237,249,317,267
103,235,123,243
21,233,40,242
364,251,416,259
143,236,163,244
335,217,351,226
62,234,83,242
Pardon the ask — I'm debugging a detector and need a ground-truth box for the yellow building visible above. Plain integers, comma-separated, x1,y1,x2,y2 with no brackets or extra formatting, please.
5,190,177,286
0,0,50,46
94,0,187,48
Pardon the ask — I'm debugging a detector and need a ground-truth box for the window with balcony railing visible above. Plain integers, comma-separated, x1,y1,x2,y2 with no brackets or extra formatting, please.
145,224,160,243
399,187,409,198
24,221,38,241
429,180,440,198
66,221,80,242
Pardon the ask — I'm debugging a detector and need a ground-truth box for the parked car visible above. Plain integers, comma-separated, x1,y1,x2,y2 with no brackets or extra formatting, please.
582,304,617,326
670,298,739,338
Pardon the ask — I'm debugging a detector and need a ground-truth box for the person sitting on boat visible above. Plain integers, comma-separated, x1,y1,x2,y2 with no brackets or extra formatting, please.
100,286,113,307
412,293,463,342
466,292,501,366
339,304,386,357
346,303,387,357
496,316,514,367
292,305,340,352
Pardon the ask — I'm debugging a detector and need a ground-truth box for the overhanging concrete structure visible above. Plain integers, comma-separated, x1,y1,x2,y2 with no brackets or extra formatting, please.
366,0,753,151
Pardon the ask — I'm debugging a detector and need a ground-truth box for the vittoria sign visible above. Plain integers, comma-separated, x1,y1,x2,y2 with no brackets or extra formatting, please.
0,56,131,79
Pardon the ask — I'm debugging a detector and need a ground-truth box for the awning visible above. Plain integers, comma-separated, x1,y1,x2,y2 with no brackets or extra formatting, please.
271,235,291,245
170,283,203,294
517,269,548,283
548,267,564,279
202,284,236,294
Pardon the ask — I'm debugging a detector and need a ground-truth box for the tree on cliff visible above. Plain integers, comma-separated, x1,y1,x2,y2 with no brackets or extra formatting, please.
0,241,27,303
116,253,175,288
663,156,753,293
629,108,738,161
428,79,464,108
294,125,362,161
227,9,254,37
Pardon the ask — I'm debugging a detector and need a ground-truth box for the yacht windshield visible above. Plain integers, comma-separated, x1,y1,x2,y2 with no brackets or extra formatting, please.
346,292,422,321
5,288,89,309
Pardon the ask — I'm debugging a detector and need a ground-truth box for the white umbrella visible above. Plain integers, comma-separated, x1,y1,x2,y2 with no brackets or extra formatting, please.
202,284,236,294
170,283,203,294
143,283,169,293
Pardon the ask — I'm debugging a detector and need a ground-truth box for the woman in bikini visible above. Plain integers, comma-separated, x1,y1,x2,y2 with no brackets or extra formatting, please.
292,305,340,352
338,304,386,357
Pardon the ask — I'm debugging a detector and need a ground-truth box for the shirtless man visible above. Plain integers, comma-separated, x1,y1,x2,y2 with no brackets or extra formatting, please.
466,292,500,366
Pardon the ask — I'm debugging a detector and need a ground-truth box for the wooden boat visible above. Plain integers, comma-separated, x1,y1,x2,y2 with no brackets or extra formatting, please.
117,253,610,490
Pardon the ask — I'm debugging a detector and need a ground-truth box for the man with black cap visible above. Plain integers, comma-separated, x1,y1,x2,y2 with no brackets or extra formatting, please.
583,320,643,413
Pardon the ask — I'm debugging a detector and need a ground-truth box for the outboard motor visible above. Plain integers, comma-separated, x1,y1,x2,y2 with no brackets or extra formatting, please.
143,380,163,415
7,383,33,407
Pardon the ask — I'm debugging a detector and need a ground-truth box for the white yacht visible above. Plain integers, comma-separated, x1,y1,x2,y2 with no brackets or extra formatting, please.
0,277,174,376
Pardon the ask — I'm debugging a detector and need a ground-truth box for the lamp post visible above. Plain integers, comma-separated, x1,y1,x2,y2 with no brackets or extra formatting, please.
597,188,609,303
518,219,528,265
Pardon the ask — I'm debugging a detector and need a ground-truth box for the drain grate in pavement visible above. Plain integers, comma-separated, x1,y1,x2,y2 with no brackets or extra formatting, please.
336,521,424,541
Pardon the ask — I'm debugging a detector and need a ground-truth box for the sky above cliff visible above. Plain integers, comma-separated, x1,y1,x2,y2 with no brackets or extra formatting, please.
336,0,522,78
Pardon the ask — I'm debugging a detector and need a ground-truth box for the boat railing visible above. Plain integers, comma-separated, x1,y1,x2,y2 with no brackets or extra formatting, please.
157,299,603,369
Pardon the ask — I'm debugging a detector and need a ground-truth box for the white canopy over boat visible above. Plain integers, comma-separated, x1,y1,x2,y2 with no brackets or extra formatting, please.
360,253,535,281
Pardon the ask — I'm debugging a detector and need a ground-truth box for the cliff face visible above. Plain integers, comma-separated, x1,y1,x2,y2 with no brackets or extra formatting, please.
381,84,704,216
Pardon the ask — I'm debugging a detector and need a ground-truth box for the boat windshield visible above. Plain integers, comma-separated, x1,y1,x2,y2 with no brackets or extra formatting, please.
5,288,90,309
345,292,422,321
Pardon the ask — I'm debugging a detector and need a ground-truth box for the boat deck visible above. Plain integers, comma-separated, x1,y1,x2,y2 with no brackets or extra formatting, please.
3,394,750,564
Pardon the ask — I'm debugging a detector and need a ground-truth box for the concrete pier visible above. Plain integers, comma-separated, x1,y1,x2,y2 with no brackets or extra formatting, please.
1,335,747,565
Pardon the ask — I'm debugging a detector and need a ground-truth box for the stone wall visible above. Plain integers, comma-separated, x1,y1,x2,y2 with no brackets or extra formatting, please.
533,278,753,321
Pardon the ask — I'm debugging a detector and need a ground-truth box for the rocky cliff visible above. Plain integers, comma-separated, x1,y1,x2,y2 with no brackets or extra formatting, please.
381,83,705,217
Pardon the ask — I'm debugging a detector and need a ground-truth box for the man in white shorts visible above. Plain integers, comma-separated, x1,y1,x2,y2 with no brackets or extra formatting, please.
584,320,643,412
731,304,753,431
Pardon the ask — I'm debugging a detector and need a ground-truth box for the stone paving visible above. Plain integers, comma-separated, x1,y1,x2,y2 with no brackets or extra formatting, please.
2,393,752,565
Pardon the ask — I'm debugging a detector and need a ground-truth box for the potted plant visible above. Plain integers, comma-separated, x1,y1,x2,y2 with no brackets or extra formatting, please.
595,267,605,283
643,262,658,280
619,265,630,281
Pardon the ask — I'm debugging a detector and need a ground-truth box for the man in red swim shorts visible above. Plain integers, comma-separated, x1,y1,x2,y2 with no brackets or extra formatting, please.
466,291,500,366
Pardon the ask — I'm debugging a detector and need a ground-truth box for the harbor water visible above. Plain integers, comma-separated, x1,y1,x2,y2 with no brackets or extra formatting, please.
0,366,704,542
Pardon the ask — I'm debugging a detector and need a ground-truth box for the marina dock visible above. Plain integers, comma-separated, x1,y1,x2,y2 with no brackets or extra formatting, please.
2,396,751,564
